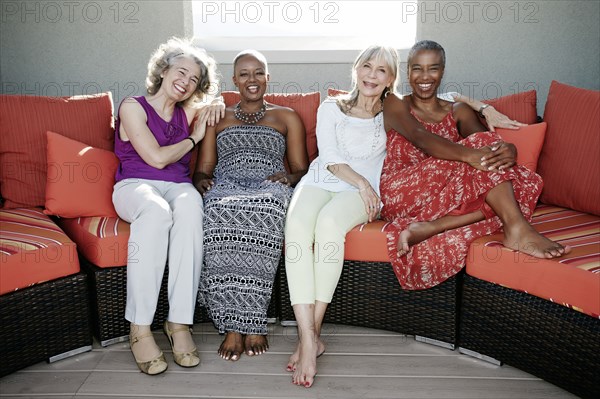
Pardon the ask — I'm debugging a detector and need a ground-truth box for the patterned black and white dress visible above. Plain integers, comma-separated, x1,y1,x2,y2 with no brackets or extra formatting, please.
200,125,293,335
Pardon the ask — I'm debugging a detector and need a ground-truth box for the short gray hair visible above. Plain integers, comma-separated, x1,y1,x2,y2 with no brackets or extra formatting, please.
407,40,446,69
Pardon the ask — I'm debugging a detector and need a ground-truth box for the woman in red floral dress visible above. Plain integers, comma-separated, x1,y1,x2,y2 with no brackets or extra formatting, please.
380,40,570,290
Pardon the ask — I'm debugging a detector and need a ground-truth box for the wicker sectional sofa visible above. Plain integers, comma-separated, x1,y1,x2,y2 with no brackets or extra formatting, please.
1,83,598,398
457,81,600,399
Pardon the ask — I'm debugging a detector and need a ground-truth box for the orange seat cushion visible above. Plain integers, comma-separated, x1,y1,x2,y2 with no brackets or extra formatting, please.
0,93,114,209
0,208,80,295
221,91,320,163
57,216,130,268
467,205,600,318
537,81,600,216
345,220,390,262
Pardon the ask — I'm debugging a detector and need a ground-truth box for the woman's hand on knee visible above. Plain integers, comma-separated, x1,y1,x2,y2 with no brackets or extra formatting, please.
465,147,494,171
266,172,292,186
480,142,517,172
358,185,380,222
195,178,214,195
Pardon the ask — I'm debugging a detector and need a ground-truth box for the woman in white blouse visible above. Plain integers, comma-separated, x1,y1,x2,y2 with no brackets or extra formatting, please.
284,45,399,388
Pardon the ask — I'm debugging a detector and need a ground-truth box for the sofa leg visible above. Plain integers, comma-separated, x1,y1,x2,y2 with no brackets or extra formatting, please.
48,345,93,363
458,346,502,366
100,334,129,347
415,335,455,350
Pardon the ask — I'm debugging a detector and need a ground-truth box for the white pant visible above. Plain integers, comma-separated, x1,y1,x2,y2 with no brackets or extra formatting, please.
113,179,204,325
284,186,368,305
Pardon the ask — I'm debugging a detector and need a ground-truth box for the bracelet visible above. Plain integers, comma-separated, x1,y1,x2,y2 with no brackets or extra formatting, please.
187,137,196,148
478,104,490,118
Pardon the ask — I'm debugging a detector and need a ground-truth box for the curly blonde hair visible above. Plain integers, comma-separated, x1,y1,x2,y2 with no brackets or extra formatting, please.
146,37,219,105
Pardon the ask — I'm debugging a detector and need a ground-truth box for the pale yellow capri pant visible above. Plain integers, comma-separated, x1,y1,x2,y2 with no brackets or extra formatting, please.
284,185,369,305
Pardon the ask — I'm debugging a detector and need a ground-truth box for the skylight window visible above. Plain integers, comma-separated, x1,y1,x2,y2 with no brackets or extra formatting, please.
192,1,417,63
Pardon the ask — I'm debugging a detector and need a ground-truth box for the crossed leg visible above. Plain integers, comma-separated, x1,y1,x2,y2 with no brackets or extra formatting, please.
396,181,570,258
486,181,569,258
397,211,485,256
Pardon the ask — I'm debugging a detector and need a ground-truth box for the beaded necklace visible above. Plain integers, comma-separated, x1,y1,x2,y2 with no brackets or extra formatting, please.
234,101,267,124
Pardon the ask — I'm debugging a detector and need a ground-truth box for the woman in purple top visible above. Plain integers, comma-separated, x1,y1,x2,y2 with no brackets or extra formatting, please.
112,37,224,375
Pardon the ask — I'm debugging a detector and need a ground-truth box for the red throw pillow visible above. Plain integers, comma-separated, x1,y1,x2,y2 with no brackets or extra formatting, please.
537,81,600,215
495,123,546,173
483,90,538,125
0,93,114,209
221,91,320,162
44,131,119,218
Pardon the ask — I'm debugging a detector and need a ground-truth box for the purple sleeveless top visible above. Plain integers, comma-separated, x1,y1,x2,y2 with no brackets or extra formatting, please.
114,96,192,183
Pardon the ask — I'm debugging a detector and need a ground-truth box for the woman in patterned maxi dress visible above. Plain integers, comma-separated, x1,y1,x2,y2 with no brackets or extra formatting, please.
194,50,308,361
380,40,570,291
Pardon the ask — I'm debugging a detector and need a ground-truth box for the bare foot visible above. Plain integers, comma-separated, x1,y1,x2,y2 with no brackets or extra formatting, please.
218,332,244,361
245,334,268,356
286,342,300,372
292,338,324,388
286,339,325,372
397,221,438,256
503,223,571,259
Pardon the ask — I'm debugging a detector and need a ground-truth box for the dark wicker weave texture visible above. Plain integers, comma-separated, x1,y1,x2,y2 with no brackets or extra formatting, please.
0,273,92,377
279,258,460,346
82,259,280,344
460,275,600,399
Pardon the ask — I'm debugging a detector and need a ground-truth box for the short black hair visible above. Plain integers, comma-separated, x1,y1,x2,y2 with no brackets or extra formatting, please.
407,40,446,68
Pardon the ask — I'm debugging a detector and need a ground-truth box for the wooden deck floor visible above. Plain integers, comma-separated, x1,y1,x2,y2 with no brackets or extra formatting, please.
0,323,576,399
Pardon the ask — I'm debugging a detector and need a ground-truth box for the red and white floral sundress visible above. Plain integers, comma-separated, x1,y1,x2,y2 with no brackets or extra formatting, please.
380,110,543,290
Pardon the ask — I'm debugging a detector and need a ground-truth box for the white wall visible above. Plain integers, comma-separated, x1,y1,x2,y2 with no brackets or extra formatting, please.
1,1,598,115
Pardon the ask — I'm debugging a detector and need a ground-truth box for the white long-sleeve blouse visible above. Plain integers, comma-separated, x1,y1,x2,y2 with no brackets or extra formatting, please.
296,98,386,195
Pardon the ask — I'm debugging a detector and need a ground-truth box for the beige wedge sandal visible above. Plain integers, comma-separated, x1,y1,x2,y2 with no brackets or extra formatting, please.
163,321,200,367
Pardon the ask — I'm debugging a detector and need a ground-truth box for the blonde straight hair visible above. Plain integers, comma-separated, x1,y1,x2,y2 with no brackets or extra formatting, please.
336,45,400,114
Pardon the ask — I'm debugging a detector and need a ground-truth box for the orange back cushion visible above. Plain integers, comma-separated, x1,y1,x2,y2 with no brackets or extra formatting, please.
0,93,115,209
482,90,538,125
537,81,600,215
327,88,347,98
222,91,320,162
